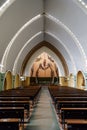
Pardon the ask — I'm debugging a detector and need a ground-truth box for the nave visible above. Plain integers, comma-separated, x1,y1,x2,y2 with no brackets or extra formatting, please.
24,86,61,130
1,0,87,129
1,84,87,130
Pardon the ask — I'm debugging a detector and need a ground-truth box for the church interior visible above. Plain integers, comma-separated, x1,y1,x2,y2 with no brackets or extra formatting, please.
0,0,87,130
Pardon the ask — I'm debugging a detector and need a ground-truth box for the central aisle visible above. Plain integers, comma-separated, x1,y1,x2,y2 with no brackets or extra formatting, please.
24,86,61,130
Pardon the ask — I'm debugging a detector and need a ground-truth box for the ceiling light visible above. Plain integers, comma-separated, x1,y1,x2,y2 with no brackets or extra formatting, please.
81,1,85,5
85,5,87,8
78,0,82,2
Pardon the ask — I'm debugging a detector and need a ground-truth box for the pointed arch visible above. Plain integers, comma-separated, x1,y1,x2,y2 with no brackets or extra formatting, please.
14,73,20,88
76,70,85,89
3,70,12,90
21,41,69,76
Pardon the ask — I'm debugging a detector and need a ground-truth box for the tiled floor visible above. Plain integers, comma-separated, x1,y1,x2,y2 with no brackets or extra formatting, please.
24,86,61,130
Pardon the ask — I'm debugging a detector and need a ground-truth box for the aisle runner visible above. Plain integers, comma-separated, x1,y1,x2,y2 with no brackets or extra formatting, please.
25,86,61,130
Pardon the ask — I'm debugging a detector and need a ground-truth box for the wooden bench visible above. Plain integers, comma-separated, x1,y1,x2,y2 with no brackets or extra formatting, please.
0,100,30,111
48,85,87,130
0,107,24,123
61,108,87,125
0,86,41,104
0,118,20,130
0,96,30,101
56,100,87,113
0,100,30,120
65,119,87,130
0,86,41,123
48,85,87,104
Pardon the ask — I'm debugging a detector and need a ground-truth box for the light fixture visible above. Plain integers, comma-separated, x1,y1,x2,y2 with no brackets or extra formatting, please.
20,76,25,81
78,0,87,9
78,0,82,2
0,64,4,67
81,1,85,5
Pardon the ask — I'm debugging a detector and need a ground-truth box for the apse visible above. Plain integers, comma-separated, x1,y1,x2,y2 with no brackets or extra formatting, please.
30,52,59,78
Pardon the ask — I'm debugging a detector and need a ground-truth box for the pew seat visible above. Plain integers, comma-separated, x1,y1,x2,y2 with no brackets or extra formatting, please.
0,118,20,130
56,101,87,113
0,107,24,123
61,107,87,125
65,119,87,130
0,100,30,111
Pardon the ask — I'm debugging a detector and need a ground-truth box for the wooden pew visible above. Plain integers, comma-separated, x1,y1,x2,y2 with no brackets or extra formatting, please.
0,100,30,111
56,100,87,113
0,86,41,103
0,100,30,120
48,85,87,105
61,108,87,126
0,86,41,123
0,118,20,130
0,107,24,123
54,96,87,110
0,96,30,101
65,119,87,130
48,86,87,130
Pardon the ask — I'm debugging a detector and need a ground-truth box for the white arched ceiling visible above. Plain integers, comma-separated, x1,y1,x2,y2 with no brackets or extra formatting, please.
24,46,65,76
45,0,87,71
44,14,84,72
0,0,43,71
13,32,44,75
44,33,77,74
13,32,75,75
0,0,87,76
1,15,43,71
0,0,15,16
